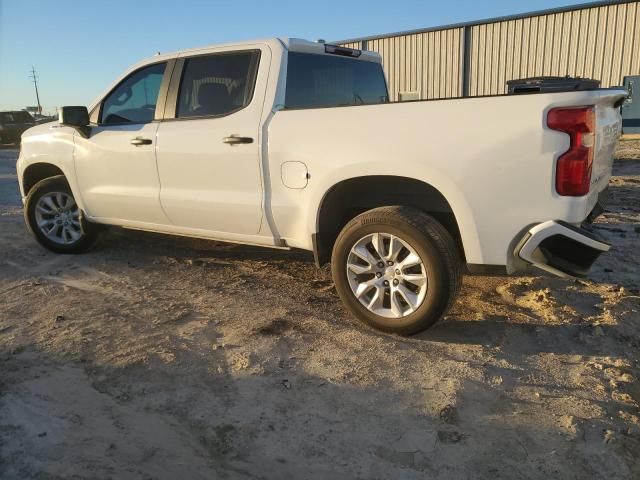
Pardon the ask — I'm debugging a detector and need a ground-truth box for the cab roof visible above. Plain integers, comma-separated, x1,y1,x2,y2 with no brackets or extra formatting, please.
148,38,382,64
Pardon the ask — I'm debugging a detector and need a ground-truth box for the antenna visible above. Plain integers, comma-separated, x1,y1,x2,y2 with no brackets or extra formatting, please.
28,66,42,115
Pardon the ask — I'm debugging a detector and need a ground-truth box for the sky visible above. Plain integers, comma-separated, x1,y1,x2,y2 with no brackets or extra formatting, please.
0,0,593,114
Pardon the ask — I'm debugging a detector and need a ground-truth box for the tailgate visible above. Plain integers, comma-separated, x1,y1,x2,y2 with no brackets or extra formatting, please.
590,91,626,194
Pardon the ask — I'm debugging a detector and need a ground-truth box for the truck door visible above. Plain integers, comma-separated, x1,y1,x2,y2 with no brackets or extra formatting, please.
74,62,170,224
155,46,268,235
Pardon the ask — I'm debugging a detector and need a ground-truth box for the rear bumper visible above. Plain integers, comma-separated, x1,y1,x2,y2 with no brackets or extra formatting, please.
515,220,610,278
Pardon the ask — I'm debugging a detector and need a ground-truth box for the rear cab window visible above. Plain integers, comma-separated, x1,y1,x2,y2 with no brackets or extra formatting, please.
284,52,389,109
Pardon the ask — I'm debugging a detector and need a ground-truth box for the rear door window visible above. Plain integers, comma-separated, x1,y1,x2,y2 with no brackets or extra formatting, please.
285,52,389,109
176,51,260,118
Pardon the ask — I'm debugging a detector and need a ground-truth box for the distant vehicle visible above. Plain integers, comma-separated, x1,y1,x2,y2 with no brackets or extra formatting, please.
16,38,626,335
0,111,36,145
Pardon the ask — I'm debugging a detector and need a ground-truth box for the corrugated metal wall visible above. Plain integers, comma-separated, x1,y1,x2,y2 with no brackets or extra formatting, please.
469,1,640,95
339,41,362,50
365,29,463,101
339,1,640,100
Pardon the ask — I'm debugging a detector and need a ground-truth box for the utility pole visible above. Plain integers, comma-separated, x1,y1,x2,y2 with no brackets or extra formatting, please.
28,66,42,115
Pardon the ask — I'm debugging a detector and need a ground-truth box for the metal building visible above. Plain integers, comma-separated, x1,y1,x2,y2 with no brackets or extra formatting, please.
337,0,640,101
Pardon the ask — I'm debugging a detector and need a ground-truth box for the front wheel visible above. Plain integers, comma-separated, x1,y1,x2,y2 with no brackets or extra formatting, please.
331,206,462,335
24,175,99,253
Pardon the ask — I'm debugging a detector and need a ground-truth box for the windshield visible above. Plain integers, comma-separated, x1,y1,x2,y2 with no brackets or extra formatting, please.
285,52,389,109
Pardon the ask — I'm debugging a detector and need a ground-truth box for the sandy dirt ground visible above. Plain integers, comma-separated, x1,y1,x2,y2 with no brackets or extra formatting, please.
0,142,639,479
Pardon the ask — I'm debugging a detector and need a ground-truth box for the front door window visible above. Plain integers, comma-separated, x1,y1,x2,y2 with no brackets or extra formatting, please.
101,62,166,125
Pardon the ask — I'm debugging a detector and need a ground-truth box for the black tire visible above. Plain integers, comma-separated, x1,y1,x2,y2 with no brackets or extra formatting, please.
331,206,462,335
24,175,99,253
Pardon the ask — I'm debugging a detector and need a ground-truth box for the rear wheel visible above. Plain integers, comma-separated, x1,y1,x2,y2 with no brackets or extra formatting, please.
24,175,99,253
331,206,461,335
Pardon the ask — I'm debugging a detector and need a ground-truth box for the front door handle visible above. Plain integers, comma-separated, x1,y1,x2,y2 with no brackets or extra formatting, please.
223,135,254,145
131,137,152,146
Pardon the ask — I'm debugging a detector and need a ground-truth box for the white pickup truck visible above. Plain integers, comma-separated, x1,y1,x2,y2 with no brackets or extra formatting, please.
17,38,625,335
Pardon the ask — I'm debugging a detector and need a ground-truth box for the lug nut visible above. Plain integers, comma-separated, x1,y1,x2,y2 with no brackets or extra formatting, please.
383,280,389,286
376,272,382,278
377,262,385,268
393,279,399,286
387,261,394,266
395,269,401,275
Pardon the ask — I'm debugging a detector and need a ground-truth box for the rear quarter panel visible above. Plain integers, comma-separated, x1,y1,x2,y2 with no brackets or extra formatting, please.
268,89,626,266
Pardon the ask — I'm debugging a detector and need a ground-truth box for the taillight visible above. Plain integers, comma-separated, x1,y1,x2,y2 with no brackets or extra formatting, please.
547,106,595,196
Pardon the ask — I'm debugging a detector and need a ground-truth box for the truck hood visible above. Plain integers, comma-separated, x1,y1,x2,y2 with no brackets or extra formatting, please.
21,121,59,139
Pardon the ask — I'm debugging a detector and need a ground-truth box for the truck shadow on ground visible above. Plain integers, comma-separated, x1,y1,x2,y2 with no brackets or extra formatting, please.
99,226,317,264
93,217,639,362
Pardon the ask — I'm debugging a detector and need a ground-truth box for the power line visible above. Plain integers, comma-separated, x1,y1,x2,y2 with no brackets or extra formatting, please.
28,67,42,115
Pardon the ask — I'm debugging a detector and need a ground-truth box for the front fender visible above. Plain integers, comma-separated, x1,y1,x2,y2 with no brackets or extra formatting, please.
18,124,85,211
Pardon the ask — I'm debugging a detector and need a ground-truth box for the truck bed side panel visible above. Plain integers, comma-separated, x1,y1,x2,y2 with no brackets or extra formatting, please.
267,89,625,266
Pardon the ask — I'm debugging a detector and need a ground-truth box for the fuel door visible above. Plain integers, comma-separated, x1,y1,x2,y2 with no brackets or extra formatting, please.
281,161,309,189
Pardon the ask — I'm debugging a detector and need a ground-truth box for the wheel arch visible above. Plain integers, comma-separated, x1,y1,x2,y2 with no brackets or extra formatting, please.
22,163,66,196
313,175,469,266
20,160,87,213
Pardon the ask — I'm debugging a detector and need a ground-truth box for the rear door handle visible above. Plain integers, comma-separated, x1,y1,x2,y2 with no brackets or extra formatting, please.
223,135,253,145
131,137,152,146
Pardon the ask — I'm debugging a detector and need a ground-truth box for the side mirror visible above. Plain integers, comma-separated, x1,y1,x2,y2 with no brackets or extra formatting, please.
59,106,91,138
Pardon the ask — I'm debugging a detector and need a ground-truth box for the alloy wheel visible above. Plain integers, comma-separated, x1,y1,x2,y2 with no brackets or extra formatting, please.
346,232,428,318
34,192,83,245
